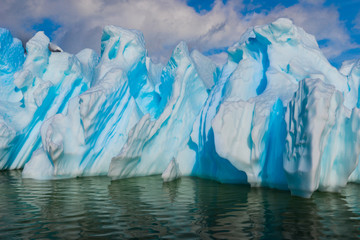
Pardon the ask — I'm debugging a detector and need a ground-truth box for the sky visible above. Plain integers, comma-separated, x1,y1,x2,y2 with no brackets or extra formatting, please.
0,0,359,67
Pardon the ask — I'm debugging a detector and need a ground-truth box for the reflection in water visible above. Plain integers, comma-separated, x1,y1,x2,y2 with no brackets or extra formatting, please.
0,171,359,239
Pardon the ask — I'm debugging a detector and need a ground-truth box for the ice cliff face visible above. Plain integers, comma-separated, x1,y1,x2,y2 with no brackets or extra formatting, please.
1,18,360,197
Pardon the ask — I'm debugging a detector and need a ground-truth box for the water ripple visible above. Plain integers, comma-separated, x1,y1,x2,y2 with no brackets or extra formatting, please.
0,171,359,239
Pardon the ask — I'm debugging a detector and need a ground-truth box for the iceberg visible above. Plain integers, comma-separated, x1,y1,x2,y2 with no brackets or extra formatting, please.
1,18,360,197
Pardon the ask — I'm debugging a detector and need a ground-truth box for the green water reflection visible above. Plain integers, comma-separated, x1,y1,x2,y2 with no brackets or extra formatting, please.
0,171,359,239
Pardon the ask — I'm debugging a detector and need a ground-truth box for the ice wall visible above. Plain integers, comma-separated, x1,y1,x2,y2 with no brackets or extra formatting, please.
0,18,360,197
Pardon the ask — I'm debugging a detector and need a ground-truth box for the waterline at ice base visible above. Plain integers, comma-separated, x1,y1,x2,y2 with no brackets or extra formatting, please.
1,18,360,198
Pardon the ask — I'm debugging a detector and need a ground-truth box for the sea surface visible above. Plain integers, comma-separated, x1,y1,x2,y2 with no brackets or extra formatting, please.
0,171,359,239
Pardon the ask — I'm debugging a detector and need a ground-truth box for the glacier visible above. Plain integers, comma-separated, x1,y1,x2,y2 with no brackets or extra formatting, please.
1,18,360,197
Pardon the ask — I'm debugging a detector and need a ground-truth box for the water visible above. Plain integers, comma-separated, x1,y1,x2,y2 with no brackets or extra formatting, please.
0,171,359,239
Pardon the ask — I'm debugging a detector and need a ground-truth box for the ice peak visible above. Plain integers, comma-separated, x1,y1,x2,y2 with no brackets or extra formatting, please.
26,31,50,54
101,25,145,59
171,41,190,62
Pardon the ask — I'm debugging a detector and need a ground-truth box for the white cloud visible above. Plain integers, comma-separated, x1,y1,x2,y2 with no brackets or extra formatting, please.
298,0,326,6
0,0,357,63
354,12,360,30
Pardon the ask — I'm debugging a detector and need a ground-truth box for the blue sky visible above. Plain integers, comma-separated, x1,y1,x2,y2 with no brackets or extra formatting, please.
1,0,359,67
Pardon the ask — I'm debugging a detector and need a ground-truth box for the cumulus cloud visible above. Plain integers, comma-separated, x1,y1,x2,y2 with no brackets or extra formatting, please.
0,0,357,65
